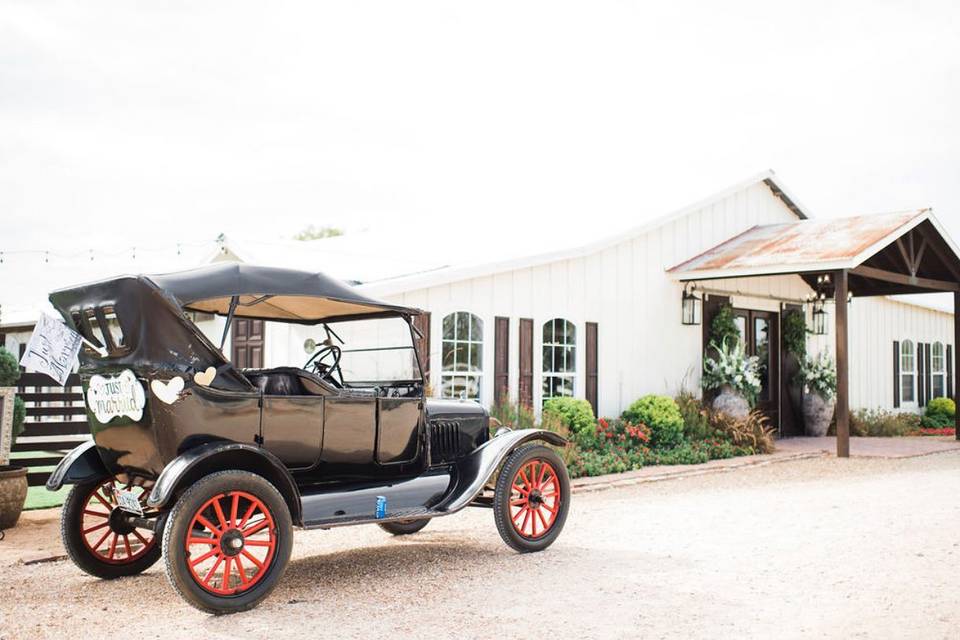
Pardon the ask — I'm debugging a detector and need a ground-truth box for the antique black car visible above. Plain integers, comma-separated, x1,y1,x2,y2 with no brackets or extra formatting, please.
45,263,569,613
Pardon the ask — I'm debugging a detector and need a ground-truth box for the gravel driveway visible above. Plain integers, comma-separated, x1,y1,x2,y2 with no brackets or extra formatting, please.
2,452,959,640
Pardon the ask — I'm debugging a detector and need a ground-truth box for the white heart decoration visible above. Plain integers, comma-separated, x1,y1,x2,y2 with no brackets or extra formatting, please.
150,376,185,405
193,367,216,387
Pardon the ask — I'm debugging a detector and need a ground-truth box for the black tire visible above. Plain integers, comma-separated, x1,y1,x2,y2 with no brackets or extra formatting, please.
493,444,570,553
161,470,293,614
378,518,430,536
61,476,162,579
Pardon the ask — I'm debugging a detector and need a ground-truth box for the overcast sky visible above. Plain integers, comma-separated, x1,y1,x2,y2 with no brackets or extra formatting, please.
2,0,959,257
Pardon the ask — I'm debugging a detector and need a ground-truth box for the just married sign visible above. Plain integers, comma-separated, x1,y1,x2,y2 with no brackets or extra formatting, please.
19,313,84,386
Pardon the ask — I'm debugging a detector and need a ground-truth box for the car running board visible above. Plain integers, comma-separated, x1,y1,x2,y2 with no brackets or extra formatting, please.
300,470,453,529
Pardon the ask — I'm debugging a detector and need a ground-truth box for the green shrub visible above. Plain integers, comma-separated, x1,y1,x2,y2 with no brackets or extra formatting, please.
782,309,808,358
543,397,596,437
675,391,714,442
709,304,740,352
12,395,26,441
846,408,920,437
646,442,710,465
921,412,953,429
621,395,684,449
926,397,956,419
0,347,19,386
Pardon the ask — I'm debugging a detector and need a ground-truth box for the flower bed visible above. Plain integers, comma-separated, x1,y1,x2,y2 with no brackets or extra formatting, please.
498,393,774,480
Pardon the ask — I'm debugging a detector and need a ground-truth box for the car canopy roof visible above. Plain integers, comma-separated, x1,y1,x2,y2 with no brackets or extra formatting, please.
148,263,421,323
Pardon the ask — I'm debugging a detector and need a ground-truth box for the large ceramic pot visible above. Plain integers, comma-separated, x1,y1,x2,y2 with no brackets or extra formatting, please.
0,465,28,529
802,391,836,437
712,384,750,420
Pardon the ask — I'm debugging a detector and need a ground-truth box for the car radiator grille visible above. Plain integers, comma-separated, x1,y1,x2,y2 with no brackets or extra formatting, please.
430,420,461,463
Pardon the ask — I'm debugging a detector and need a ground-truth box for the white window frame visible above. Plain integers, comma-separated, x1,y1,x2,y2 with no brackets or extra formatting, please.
901,339,917,406
440,311,483,400
542,318,576,404
932,341,946,400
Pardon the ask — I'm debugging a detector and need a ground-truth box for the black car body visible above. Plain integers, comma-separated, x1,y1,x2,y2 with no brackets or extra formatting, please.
46,263,569,613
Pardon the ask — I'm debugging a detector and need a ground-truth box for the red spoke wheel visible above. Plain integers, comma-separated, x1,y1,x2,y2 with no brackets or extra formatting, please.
61,476,163,579
494,444,570,553
162,470,292,614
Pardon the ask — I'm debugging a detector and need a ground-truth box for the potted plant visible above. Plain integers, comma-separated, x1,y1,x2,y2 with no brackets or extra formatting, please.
798,352,837,436
0,347,27,529
702,337,761,419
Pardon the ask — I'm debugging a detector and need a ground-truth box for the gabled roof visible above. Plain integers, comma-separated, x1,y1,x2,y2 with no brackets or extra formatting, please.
668,210,934,280
358,169,808,297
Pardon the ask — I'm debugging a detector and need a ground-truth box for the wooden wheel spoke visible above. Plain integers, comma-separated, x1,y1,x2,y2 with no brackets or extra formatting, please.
83,509,110,518
187,536,218,546
108,533,119,559
132,530,151,547
234,554,249,585
123,535,133,558
83,521,110,535
244,539,272,547
238,502,257,528
203,555,224,585
230,493,240,528
91,529,113,551
189,547,220,566
240,549,264,569
242,519,269,537
196,514,222,537
212,497,229,531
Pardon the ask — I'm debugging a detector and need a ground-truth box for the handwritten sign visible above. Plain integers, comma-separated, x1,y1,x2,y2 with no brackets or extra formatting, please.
19,314,83,386
87,370,145,423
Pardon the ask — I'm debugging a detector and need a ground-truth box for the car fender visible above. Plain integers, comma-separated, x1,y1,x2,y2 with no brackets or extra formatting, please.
45,440,107,491
435,428,566,513
146,441,302,525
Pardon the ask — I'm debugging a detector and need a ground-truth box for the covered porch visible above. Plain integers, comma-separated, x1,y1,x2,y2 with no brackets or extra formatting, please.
670,208,960,457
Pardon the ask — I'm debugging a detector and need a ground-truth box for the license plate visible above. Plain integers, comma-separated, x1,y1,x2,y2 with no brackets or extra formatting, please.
114,488,144,516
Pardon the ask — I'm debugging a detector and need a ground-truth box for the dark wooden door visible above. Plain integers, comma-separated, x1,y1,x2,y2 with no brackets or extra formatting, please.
231,319,264,369
732,308,780,431
494,317,509,406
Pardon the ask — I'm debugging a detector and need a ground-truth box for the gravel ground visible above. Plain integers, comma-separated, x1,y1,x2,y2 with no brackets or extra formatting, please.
2,452,959,640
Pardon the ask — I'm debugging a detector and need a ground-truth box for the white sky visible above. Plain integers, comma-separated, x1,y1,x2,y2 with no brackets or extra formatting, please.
2,0,959,257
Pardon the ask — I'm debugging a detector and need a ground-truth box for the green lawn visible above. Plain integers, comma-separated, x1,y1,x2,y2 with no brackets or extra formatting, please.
25,485,69,510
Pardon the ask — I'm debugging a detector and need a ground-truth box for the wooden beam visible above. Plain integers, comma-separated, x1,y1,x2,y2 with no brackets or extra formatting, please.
955,292,959,441
849,264,959,292
913,222,960,282
835,269,850,458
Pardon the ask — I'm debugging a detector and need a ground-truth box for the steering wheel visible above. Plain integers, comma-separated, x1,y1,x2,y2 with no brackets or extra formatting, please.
304,343,343,386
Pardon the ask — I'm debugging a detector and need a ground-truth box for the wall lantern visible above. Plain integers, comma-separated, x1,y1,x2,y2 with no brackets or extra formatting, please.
681,283,702,325
811,299,829,335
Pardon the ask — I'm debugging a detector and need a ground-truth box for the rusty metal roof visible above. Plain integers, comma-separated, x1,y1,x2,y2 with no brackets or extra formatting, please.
668,209,934,280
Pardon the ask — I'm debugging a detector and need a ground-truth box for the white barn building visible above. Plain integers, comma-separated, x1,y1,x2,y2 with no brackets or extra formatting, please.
3,170,958,440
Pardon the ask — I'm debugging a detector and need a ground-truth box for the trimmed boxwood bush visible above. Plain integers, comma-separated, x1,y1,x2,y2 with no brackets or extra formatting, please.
621,394,684,450
543,397,596,437
0,346,25,441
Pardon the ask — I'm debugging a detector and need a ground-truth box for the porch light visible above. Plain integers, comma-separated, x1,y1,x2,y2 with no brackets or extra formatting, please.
681,284,702,325
812,300,828,335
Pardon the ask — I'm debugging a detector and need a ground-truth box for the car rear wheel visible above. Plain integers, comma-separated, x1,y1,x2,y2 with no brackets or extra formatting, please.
493,444,570,553
378,518,430,536
161,470,293,614
61,476,162,579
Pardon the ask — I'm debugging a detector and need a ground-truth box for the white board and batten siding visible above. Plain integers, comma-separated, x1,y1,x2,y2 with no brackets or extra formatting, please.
371,181,823,418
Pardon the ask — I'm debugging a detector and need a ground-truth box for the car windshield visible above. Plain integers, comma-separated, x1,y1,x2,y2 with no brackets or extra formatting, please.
325,316,421,385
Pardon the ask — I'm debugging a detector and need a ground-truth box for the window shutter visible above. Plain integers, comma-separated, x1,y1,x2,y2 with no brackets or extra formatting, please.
948,345,954,400
585,322,598,416
413,312,431,386
917,341,927,408
519,318,533,409
925,342,933,404
893,341,900,408
494,317,509,406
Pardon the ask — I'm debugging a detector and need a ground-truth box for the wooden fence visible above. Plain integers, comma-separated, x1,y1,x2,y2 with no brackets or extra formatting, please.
14,372,90,487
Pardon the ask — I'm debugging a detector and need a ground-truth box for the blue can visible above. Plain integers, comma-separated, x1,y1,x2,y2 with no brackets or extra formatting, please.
375,495,387,519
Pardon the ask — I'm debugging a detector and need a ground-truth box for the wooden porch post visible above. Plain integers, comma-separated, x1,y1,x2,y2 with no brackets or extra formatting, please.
955,292,960,440
835,270,850,457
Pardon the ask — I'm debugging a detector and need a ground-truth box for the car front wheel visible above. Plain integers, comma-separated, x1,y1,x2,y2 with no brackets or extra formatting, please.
161,470,293,614
493,444,570,553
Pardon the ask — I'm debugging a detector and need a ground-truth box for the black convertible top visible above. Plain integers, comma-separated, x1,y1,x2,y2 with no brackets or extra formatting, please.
148,263,420,323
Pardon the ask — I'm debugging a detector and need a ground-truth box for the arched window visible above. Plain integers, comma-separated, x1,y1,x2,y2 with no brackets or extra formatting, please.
901,339,916,404
441,312,483,399
542,318,576,403
932,341,946,399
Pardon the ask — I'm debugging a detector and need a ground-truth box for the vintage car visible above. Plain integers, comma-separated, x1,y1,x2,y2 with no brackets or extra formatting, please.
45,263,569,614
